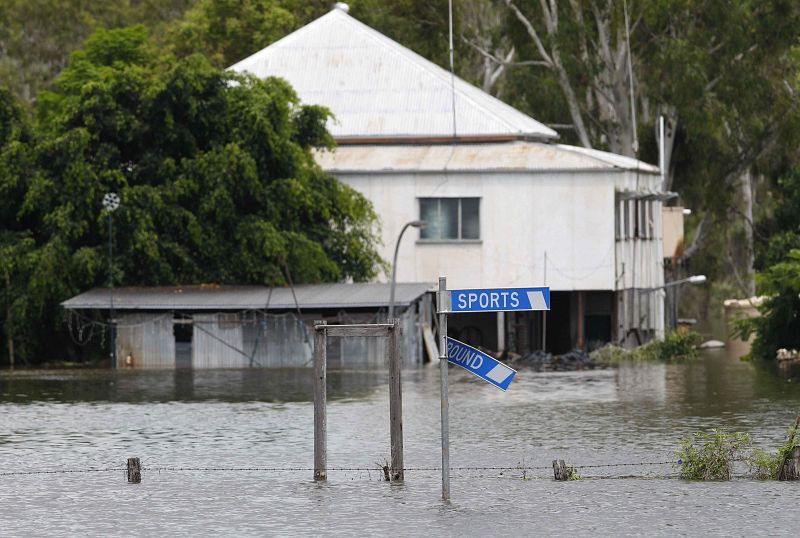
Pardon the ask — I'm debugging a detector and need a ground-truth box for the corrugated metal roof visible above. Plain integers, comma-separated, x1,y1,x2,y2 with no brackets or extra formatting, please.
314,141,660,174
229,6,557,141
61,283,435,311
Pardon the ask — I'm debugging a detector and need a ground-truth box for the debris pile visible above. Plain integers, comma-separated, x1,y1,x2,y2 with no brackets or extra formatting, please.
510,349,596,371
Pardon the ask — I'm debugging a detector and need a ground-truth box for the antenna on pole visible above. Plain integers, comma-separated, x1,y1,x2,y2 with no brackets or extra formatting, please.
448,0,457,138
623,0,638,156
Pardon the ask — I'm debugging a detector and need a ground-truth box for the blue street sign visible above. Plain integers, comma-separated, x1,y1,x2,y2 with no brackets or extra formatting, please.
446,338,517,391
446,287,550,313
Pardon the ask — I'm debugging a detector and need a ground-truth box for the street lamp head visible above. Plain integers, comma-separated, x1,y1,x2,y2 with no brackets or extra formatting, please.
688,275,707,284
409,220,427,229
102,192,120,212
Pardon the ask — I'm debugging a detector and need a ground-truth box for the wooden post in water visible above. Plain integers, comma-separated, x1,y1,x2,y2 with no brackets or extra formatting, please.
780,446,800,480
127,457,141,483
778,415,800,481
553,459,567,481
388,319,404,481
313,321,327,481
312,321,402,483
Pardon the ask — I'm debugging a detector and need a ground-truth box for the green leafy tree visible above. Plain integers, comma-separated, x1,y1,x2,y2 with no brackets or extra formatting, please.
0,86,36,366
4,26,382,363
0,0,195,102
740,167,800,359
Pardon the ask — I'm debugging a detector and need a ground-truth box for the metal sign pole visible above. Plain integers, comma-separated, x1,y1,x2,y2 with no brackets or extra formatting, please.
438,276,450,501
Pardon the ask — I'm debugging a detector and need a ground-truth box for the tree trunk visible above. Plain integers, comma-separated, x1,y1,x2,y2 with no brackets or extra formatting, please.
4,271,14,369
741,170,756,297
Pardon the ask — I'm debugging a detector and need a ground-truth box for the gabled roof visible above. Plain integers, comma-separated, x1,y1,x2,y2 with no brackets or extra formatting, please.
229,5,557,142
315,141,661,174
61,283,435,311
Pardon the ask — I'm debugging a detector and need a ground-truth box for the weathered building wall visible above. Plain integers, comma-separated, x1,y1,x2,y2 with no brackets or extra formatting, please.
338,169,629,291
337,166,664,349
115,313,175,368
247,314,313,368
115,308,423,369
192,313,247,368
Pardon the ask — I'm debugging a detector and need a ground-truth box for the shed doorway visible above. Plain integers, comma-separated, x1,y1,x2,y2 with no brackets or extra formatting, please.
174,315,193,368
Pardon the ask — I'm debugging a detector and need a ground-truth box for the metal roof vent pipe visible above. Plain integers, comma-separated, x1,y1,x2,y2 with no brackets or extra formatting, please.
334,2,349,13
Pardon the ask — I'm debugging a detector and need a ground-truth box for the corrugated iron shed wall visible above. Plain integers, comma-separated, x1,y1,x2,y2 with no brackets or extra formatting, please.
247,314,313,367
113,308,422,369
116,314,175,368
193,314,246,368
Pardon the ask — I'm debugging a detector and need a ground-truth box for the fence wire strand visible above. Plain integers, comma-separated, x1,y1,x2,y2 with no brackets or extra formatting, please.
0,461,682,479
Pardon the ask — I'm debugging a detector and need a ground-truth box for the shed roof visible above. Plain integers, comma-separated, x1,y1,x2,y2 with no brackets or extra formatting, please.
315,141,661,174
61,283,434,311
229,5,557,142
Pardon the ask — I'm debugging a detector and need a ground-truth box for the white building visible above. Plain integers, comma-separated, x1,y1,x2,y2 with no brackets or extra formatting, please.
230,4,670,354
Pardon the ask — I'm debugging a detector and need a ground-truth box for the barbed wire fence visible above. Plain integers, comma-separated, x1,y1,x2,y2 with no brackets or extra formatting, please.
0,459,691,481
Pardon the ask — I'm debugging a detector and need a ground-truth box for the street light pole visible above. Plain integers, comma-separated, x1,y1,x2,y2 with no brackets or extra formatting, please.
388,220,426,321
103,192,120,368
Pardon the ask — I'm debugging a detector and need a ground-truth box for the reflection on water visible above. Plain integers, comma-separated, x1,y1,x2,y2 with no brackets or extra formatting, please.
0,368,389,403
1,352,800,536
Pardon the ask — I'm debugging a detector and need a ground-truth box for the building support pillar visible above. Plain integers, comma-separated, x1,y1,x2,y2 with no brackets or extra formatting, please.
576,291,585,351
496,312,505,354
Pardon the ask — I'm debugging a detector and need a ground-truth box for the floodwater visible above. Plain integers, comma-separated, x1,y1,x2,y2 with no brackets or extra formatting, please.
1,351,799,537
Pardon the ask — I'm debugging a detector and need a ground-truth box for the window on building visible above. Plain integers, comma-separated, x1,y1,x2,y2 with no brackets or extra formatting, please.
419,198,480,240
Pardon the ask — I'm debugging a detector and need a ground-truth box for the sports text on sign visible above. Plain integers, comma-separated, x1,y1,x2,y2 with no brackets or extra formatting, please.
444,287,550,313
445,337,516,391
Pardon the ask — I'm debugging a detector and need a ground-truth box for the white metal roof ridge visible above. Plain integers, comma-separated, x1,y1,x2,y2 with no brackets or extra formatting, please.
553,144,660,173
313,141,660,174
229,8,558,140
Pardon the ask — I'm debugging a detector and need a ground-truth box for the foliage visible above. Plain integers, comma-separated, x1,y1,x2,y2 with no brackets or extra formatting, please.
748,426,800,479
0,26,382,364
674,430,751,480
564,464,581,481
0,0,195,102
676,426,800,480
166,0,301,67
644,331,703,361
736,250,800,360
739,163,800,360
591,331,701,363
748,447,781,480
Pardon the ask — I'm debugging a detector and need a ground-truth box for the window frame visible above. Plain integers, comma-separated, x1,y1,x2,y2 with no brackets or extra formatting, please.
417,197,481,242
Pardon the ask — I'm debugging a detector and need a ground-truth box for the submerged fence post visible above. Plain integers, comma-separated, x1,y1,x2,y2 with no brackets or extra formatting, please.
389,319,404,481
553,459,567,481
313,321,327,481
127,457,141,483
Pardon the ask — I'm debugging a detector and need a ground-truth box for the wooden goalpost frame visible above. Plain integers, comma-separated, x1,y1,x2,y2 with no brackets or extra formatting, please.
313,320,404,482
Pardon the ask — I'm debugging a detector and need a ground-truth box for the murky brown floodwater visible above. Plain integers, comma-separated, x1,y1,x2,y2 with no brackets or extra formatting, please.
1,351,799,536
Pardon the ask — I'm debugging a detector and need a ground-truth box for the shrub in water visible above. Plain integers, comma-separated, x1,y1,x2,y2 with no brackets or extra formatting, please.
752,425,800,479
675,430,751,480
652,330,703,360
591,331,701,364
676,425,800,480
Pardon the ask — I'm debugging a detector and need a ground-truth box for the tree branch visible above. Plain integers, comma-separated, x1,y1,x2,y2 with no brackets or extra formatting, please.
682,212,712,261
504,0,553,66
